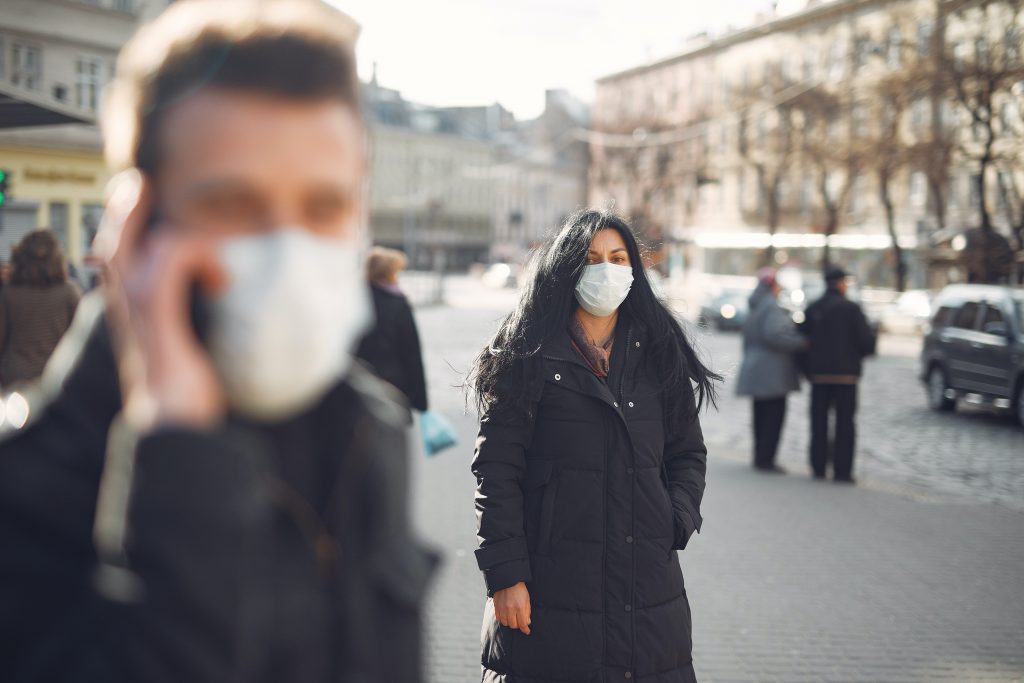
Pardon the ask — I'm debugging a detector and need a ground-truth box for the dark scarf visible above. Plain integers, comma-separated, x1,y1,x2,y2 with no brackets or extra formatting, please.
568,314,614,379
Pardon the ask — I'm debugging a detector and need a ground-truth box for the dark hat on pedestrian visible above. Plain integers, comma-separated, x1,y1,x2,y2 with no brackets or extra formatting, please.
824,265,848,283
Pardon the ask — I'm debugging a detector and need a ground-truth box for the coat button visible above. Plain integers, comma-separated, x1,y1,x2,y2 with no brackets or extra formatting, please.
626,467,634,475
554,373,561,380
613,401,619,408
624,604,632,612
625,673,633,680
628,401,634,408
625,535,633,543
635,341,640,348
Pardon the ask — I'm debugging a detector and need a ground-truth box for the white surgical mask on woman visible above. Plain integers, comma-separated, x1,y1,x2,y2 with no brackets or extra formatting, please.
574,262,634,317
205,228,373,421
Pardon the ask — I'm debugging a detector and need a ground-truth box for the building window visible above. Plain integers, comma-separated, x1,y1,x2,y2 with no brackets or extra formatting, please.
829,40,846,80
887,28,902,68
76,57,103,111
969,173,982,209
909,171,926,209
49,202,70,252
11,43,41,90
112,0,134,11
1005,27,1020,63
910,97,928,133
803,47,817,82
82,203,104,255
917,20,933,57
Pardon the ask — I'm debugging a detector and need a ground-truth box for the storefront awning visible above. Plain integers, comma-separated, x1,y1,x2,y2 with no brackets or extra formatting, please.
0,86,93,129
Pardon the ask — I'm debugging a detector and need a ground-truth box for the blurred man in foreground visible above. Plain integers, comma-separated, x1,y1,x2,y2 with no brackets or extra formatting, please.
800,266,876,483
0,1,435,681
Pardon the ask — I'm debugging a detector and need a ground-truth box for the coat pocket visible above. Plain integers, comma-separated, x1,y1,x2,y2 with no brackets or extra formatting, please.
524,461,558,556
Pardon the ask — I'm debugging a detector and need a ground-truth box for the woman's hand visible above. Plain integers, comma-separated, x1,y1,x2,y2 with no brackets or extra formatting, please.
98,171,228,431
493,581,531,635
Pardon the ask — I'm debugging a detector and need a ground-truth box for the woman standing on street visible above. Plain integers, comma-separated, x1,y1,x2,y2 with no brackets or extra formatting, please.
355,246,428,414
736,269,807,473
469,209,718,683
0,229,80,388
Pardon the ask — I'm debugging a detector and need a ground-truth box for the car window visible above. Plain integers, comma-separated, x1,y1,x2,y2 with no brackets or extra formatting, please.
931,306,957,329
951,301,981,330
981,304,1005,330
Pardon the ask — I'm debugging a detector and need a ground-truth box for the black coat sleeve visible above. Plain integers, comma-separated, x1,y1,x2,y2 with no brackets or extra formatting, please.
92,421,278,683
470,366,538,596
663,385,708,550
398,299,429,412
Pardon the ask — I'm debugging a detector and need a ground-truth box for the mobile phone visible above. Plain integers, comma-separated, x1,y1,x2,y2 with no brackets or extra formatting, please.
145,202,211,345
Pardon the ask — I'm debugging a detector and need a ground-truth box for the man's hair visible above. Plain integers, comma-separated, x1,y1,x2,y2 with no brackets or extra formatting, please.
366,246,408,284
102,0,361,174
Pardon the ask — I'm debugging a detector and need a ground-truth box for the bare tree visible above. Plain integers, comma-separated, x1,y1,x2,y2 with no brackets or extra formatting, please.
733,61,803,266
943,0,1024,282
793,85,865,270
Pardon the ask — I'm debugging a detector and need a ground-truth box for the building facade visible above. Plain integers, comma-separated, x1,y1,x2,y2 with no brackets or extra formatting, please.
589,0,1024,289
0,0,169,264
364,79,589,271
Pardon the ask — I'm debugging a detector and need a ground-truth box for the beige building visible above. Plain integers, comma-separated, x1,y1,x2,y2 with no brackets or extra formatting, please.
590,0,1023,288
0,0,168,266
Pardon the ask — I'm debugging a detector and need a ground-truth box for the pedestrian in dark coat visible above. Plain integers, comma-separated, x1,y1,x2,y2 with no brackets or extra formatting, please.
469,209,720,683
356,246,429,413
0,3,437,681
0,229,81,388
736,269,806,473
800,266,876,483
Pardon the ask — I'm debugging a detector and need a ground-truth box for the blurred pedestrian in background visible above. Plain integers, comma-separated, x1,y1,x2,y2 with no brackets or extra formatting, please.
0,229,81,388
356,246,428,414
0,1,435,681
470,209,718,683
800,266,876,483
736,268,806,474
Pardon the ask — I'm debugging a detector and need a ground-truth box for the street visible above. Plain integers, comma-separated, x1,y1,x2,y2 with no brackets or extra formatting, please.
408,278,1024,682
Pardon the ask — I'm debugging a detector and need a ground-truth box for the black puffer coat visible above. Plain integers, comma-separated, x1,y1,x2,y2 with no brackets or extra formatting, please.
472,316,707,683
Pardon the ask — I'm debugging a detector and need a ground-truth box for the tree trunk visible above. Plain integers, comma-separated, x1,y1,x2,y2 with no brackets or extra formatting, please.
765,190,779,267
880,178,906,291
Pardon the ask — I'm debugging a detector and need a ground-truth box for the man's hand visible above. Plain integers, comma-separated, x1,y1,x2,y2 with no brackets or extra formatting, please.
493,581,531,635
97,171,228,431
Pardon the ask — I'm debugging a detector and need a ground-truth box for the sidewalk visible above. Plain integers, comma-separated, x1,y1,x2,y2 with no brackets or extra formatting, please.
684,455,1024,682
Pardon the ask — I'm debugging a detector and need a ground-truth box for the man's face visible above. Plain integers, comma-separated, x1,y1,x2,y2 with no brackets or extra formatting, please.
152,87,365,239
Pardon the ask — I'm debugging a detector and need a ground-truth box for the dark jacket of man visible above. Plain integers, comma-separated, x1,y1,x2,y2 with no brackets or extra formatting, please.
800,287,876,382
0,295,436,683
472,315,707,683
356,284,428,412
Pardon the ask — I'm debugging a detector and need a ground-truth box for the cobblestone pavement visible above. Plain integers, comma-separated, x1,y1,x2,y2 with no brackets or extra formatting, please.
691,325,1024,511
408,287,1024,682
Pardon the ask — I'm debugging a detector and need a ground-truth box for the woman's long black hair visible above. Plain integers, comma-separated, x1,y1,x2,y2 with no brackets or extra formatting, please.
468,208,720,425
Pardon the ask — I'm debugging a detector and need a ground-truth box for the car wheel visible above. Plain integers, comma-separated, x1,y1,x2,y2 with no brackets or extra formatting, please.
927,366,956,412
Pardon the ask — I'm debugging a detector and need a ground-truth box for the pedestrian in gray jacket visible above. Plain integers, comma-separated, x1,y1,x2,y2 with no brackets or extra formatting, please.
736,269,807,473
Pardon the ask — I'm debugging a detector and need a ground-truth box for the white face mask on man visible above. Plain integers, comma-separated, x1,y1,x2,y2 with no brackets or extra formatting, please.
205,228,373,422
574,262,634,318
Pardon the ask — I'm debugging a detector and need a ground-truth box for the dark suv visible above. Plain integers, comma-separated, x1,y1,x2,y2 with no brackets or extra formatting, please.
920,285,1024,426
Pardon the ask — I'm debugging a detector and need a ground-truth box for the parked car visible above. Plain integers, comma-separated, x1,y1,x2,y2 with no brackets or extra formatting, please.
697,288,750,331
879,290,933,335
481,262,521,289
920,284,1024,426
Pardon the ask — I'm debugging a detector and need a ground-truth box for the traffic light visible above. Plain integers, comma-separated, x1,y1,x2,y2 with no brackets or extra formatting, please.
0,169,9,207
